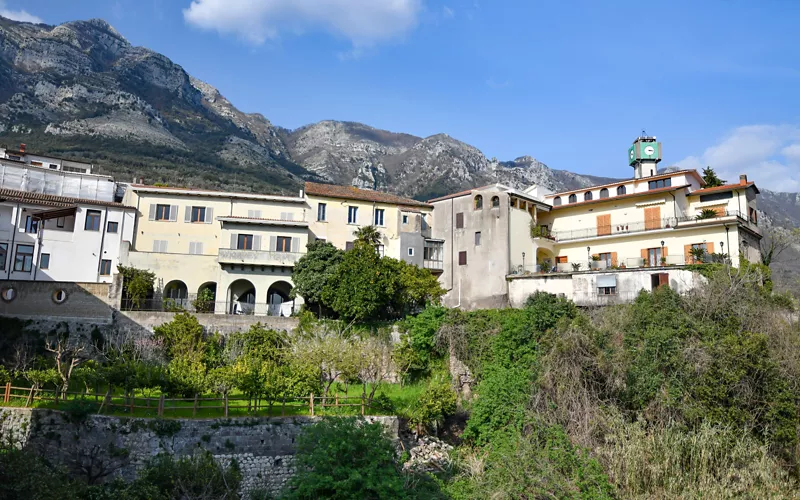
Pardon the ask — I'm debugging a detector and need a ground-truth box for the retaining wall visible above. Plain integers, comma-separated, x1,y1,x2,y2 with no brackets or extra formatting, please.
0,407,398,496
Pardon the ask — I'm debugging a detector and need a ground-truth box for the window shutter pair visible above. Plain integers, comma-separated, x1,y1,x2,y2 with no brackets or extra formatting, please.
169,205,178,222
189,242,204,255
248,210,262,219
152,240,168,252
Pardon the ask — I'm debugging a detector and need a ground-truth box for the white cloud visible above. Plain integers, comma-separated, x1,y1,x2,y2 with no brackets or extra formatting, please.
183,0,423,48
675,125,800,192
0,1,43,23
442,6,455,18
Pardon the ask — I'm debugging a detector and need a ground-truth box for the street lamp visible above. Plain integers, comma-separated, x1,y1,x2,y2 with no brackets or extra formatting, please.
660,240,665,266
522,252,526,270
586,246,591,266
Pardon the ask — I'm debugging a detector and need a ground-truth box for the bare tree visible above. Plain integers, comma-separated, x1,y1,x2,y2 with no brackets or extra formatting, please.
760,227,800,266
45,335,87,399
355,337,393,403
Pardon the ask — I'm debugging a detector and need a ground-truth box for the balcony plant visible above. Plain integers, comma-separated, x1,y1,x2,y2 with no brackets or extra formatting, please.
660,257,667,266
689,247,706,264
571,262,582,272
529,223,552,239
696,208,719,220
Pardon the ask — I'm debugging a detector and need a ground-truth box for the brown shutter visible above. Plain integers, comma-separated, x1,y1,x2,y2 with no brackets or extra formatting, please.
611,252,618,267
644,207,661,231
641,248,649,266
458,251,467,265
596,214,611,236
713,207,725,216
658,273,670,287
706,242,715,254
684,244,692,264
456,212,464,229
556,256,568,264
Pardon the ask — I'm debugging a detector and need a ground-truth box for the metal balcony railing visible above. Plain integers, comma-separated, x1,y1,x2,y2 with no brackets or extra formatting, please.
533,210,756,243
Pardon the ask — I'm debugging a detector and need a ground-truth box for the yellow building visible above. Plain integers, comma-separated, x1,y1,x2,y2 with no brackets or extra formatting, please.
304,182,439,267
123,185,309,315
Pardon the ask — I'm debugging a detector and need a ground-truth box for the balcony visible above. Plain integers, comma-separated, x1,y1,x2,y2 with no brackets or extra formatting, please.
508,254,714,276
217,248,304,267
535,210,757,243
423,259,444,271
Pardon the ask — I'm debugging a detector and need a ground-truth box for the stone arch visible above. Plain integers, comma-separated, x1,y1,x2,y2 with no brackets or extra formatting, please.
196,282,217,313
267,280,294,316
228,279,256,315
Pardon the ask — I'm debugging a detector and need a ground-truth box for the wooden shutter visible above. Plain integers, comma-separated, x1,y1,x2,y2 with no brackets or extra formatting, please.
556,256,568,264
152,240,159,252
706,242,715,254
713,207,725,217
230,233,237,250
253,235,262,251
169,205,178,222
270,235,277,252
291,237,299,253
596,214,611,236
644,207,661,231
458,251,467,265
684,245,692,264
658,273,670,287
148,204,156,221
205,207,213,223
611,252,618,267
641,248,649,266
184,206,192,223
456,212,464,229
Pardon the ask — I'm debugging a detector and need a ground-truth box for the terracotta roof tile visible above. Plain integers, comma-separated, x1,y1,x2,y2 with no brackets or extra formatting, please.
304,182,431,208
690,182,758,195
547,169,705,198
0,187,127,208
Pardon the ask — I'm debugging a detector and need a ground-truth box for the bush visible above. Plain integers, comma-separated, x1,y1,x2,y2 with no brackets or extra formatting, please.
410,377,457,434
137,452,241,499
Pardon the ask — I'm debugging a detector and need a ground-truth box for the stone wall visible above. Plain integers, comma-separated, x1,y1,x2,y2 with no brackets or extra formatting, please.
0,407,398,496
117,311,298,335
0,278,120,324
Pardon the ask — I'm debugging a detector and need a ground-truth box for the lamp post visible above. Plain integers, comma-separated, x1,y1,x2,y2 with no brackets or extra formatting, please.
660,240,665,266
720,241,725,263
522,252,526,271
586,246,591,268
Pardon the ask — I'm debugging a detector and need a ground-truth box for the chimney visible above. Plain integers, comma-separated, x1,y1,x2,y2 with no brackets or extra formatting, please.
139,177,144,184
19,143,26,153
739,174,748,185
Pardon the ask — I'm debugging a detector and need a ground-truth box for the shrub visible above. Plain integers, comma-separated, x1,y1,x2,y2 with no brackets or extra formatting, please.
137,452,241,499
410,377,457,434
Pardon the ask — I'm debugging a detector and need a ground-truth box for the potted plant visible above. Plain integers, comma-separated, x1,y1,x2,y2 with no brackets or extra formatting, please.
696,208,719,220
571,262,582,272
660,256,667,266
688,247,706,264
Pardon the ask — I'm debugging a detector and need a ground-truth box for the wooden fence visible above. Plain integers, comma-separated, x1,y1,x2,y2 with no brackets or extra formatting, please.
1,382,370,418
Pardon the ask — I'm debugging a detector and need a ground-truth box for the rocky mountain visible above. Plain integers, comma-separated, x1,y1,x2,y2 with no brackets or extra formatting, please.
1,15,798,250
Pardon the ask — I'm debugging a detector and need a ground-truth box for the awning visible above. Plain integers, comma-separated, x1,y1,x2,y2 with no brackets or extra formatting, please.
31,206,77,221
597,275,617,288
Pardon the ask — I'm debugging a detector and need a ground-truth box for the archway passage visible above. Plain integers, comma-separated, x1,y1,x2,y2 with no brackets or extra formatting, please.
267,281,293,316
163,280,189,309
196,282,217,313
536,248,555,271
228,279,256,315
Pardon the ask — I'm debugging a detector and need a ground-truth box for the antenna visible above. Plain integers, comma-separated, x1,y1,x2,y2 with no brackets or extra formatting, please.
640,129,647,138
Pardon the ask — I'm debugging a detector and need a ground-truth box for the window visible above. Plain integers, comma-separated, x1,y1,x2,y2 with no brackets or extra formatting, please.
598,252,612,267
402,214,409,224
408,247,415,256
191,206,207,222
475,231,481,246
646,247,663,267
56,217,65,228
377,244,385,257
276,236,292,252
749,207,758,224
247,209,263,219
553,196,562,206
237,234,254,250
348,206,358,224
424,241,443,262
374,208,385,226
152,240,168,253
155,204,171,221
597,275,617,295
49,164,58,170
617,185,627,196
458,251,467,266
584,191,593,201
99,259,112,276
491,196,500,207
84,210,101,231
13,244,33,272
699,191,733,203
317,203,327,221
24,216,38,233
107,221,119,233
455,212,464,229
474,195,483,210
568,194,578,204
598,286,617,295
52,289,68,304
345,241,355,251
31,161,42,167
39,253,50,270
600,188,609,199
189,242,204,254
648,178,672,190
0,243,6,270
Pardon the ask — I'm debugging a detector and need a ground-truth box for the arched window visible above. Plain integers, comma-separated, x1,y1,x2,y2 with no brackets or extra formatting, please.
568,194,577,204
553,196,562,206
474,195,483,210
600,188,609,198
584,191,593,201
617,185,627,196
491,196,500,208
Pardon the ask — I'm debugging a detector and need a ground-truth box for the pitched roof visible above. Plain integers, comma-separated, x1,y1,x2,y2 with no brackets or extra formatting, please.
427,184,495,203
0,187,127,208
550,184,690,210
304,182,431,208
129,184,305,203
689,182,759,196
546,169,705,198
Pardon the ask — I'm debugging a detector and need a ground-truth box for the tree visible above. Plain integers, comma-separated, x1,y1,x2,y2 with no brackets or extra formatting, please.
322,241,396,321
117,265,156,310
153,313,207,396
291,240,343,313
44,334,88,399
282,418,409,499
760,227,800,267
353,224,383,246
702,166,726,187
387,258,446,316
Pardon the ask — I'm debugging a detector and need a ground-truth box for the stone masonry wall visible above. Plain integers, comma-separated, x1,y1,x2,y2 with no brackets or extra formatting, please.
0,407,398,496
0,279,119,324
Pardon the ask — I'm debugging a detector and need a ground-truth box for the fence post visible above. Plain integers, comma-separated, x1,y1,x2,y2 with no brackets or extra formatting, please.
158,395,165,417
224,393,229,418
361,393,365,416
3,382,10,403
310,393,314,417
129,395,134,414
193,394,198,417
335,393,339,407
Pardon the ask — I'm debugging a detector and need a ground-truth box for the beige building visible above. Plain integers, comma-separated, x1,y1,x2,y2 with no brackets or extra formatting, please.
431,136,762,309
304,182,441,268
123,185,308,315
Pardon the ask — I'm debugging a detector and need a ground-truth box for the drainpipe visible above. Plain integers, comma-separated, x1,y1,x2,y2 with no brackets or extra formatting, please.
32,220,43,281
96,207,109,282
131,194,141,251
669,192,678,219
7,202,20,280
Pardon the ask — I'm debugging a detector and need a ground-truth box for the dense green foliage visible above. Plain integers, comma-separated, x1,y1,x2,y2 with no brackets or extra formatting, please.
701,166,726,187
293,240,444,321
116,266,155,309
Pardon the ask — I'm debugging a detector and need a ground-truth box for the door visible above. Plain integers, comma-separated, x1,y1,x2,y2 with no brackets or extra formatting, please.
596,214,611,236
644,207,661,231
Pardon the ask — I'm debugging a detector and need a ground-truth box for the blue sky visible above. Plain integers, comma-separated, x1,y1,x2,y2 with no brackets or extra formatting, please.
10,0,800,191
